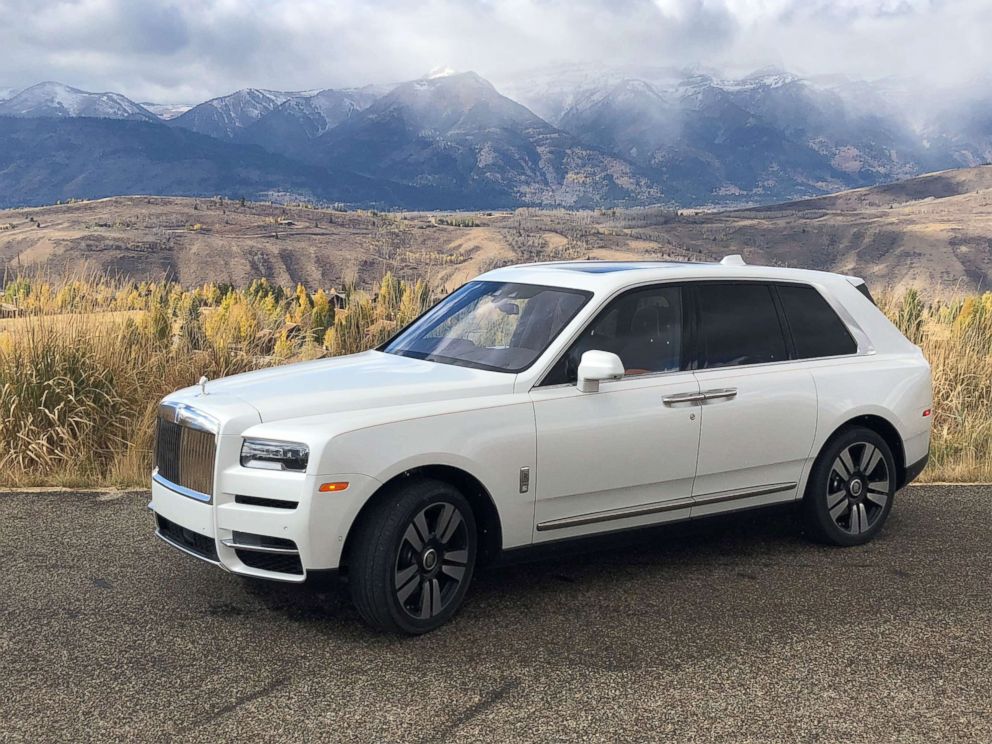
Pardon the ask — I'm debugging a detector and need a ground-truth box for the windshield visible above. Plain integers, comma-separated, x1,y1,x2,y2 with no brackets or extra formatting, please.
382,281,592,372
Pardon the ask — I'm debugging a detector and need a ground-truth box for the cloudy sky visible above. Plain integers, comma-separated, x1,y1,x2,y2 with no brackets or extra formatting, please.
0,0,987,103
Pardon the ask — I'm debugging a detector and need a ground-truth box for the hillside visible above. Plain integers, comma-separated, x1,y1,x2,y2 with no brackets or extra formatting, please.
2,165,991,292
0,118,421,207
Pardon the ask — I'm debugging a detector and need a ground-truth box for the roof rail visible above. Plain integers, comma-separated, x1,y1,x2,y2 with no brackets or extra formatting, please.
720,254,746,266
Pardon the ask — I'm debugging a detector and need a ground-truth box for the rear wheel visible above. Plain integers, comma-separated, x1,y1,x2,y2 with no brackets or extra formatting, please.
349,478,477,634
802,427,896,546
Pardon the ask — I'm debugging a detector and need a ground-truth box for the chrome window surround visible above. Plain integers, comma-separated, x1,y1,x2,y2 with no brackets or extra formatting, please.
532,276,875,389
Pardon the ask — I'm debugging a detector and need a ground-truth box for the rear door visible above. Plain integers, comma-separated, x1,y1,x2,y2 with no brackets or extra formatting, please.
687,282,818,515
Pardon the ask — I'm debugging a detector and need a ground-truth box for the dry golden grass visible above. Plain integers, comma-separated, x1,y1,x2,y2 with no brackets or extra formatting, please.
0,309,141,335
0,274,989,488
0,273,432,487
7,166,992,296
879,290,992,482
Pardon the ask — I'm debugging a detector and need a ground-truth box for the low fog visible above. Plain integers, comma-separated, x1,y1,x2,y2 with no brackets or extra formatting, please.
0,0,987,112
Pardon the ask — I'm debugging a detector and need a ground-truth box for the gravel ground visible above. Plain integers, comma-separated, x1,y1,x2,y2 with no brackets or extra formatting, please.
0,485,990,743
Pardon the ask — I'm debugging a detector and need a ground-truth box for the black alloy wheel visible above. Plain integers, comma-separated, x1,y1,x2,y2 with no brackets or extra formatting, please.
349,478,477,634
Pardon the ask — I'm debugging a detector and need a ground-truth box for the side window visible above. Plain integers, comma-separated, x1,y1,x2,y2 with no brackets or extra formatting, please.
777,283,857,358
542,285,682,385
694,283,787,368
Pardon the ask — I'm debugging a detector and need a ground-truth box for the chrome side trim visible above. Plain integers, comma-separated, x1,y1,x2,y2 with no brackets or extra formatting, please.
220,538,299,555
536,497,694,531
153,470,211,503
154,530,221,566
535,481,798,532
692,482,797,506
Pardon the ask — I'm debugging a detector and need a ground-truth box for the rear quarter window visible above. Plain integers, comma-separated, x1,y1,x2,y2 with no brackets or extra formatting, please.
854,282,876,305
777,283,857,359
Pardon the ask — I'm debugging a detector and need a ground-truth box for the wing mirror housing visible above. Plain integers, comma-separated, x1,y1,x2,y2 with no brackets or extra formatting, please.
577,350,624,393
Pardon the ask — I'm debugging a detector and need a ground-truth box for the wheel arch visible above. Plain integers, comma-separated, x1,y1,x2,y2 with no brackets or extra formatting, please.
340,464,504,572
819,414,908,489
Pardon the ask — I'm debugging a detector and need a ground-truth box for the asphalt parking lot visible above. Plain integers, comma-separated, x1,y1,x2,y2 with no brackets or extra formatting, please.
1,485,990,743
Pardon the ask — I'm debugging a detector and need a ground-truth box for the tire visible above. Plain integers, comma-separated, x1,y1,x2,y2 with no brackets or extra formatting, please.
802,426,897,547
348,478,477,634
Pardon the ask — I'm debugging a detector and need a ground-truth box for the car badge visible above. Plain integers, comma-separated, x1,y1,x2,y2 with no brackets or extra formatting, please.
198,375,209,396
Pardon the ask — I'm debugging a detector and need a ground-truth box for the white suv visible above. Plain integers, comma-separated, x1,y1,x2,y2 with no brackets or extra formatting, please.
150,258,932,633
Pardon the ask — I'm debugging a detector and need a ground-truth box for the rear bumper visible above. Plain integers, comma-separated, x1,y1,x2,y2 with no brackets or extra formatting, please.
903,452,929,488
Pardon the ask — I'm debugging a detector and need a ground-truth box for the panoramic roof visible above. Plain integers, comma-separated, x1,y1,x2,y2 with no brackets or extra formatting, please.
527,261,700,273
481,259,856,294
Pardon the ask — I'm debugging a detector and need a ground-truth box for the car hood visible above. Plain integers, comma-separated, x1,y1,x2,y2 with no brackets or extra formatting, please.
165,350,517,427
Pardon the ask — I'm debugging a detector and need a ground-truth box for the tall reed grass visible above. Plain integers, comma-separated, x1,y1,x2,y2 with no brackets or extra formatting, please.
879,290,992,482
0,273,432,487
1,275,989,487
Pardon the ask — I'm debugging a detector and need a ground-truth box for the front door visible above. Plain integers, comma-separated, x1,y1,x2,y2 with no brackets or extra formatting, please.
529,283,702,540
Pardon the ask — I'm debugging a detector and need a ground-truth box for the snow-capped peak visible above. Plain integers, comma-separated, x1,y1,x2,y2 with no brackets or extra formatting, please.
171,88,306,138
0,81,157,120
425,66,458,80
140,102,193,120
713,68,801,92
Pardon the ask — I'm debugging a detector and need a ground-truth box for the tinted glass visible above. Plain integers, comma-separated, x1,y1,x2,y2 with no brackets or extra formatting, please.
542,285,682,384
383,281,590,373
695,283,787,368
778,283,857,358
855,282,876,305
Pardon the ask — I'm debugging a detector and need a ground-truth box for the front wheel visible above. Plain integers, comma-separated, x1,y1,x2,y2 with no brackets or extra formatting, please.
348,478,477,634
802,427,896,546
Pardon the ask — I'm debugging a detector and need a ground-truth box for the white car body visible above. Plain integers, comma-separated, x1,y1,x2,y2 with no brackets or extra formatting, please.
150,259,932,586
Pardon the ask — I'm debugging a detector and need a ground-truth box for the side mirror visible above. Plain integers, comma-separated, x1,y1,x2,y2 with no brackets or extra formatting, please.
577,350,624,393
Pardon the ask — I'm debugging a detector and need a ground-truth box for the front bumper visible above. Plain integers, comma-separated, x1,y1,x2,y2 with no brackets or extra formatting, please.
149,468,380,582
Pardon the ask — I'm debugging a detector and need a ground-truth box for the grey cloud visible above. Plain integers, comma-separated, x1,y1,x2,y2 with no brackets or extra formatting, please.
0,0,987,104
118,2,190,55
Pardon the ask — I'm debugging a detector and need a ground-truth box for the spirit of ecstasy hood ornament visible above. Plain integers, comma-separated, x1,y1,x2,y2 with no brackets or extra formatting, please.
198,375,209,395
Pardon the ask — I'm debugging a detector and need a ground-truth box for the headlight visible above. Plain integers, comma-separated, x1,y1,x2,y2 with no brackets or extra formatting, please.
240,439,309,472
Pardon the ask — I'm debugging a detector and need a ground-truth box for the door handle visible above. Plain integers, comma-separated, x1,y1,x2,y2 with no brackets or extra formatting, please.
701,388,737,402
662,392,706,405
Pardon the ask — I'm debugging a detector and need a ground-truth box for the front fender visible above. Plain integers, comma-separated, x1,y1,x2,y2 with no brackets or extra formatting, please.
321,402,537,552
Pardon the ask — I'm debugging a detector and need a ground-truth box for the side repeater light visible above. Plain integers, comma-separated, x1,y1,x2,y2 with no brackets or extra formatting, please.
319,482,350,493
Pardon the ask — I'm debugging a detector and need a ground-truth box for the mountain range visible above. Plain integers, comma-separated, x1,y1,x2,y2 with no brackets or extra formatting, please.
0,68,990,209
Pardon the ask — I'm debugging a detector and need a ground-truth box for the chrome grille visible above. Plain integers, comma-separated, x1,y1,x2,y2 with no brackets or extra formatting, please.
154,405,217,500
